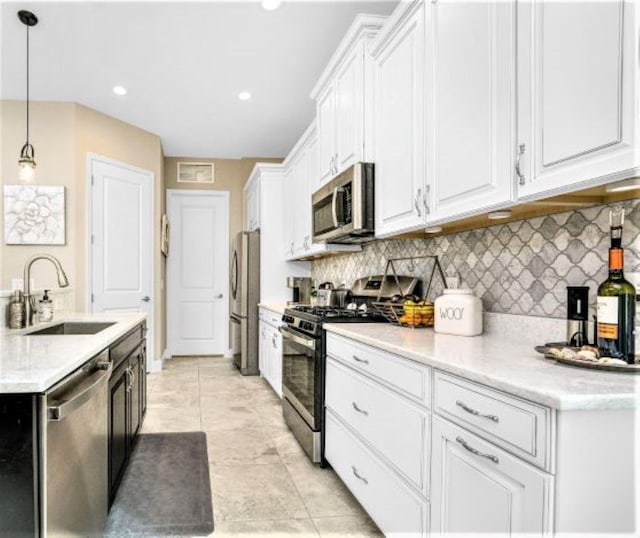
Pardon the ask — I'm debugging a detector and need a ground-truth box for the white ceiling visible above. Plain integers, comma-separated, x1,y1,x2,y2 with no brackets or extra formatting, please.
1,1,398,158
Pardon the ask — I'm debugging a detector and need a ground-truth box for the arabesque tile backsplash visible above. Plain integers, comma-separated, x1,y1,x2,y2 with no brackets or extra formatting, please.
311,198,640,319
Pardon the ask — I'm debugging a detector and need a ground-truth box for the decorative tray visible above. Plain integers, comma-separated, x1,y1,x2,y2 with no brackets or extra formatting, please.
534,344,640,374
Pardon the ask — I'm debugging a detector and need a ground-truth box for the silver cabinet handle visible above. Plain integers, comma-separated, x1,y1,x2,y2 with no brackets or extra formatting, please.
352,355,369,365
142,296,151,302
272,335,277,349
351,466,368,484
352,402,369,416
414,188,422,217
423,185,430,215
456,436,499,464
129,367,135,391
516,143,526,186
456,400,500,423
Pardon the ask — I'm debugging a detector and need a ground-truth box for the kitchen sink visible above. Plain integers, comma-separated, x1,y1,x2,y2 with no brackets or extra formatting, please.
26,322,116,335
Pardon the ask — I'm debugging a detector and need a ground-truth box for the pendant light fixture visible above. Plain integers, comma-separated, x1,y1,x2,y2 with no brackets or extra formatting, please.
17,10,38,182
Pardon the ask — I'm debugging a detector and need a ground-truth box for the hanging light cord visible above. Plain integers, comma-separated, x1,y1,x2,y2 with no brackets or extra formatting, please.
25,22,30,145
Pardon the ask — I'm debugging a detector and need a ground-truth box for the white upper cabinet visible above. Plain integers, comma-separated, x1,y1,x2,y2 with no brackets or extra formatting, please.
282,121,360,261
517,0,640,199
244,174,260,231
311,15,387,187
372,0,427,238
317,86,337,186
425,0,516,224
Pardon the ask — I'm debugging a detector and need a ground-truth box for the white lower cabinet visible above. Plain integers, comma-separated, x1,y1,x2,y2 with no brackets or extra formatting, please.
430,416,552,536
325,410,428,537
258,310,282,398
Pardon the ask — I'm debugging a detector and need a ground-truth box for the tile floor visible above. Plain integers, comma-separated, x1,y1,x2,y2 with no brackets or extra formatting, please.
142,356,382,537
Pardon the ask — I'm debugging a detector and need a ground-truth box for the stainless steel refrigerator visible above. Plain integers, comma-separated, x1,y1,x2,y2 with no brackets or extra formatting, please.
230,231,260,375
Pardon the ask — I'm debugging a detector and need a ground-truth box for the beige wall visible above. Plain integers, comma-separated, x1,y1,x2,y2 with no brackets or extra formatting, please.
1,101,78,297
1,100,165,361
164,156,282,247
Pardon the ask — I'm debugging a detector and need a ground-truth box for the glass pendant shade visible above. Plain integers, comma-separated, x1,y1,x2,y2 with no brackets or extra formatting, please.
18,142,36,181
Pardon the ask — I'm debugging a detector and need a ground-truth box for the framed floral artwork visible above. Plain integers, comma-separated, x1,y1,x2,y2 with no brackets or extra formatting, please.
4,185,66,245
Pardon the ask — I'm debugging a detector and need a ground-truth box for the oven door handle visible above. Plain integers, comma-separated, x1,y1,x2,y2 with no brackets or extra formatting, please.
279,326,316,351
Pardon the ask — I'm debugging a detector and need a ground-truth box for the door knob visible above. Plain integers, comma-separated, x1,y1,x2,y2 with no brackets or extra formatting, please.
142,296,151,302
216,293,224,299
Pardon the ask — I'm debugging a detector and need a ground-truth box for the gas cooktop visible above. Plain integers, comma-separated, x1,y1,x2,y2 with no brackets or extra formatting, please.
283,305,384,337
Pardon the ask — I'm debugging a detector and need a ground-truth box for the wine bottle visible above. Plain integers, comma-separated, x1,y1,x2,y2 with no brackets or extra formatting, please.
596,207,636,364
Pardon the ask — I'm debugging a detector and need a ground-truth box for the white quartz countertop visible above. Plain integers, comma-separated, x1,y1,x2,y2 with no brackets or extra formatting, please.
323,323,639,410
0,312,146,394
258,303,288,316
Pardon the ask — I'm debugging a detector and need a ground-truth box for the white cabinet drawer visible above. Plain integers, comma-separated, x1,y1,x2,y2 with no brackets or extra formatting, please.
326,358,429,495
433,371,551,470
258,308,282,327
325,409,428,537
326,333,430,407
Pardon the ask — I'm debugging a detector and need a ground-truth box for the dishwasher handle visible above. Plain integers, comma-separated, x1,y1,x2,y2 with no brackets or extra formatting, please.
48,361,112,421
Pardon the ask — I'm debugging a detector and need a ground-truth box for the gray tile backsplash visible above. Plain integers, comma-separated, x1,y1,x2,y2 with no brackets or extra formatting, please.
311,198,640,319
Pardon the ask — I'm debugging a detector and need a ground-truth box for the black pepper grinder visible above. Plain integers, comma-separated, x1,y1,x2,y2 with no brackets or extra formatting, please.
567,286,589,346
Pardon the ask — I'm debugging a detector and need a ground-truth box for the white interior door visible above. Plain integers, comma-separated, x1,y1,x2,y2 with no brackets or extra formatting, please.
90,155,154,362
167,190,229,356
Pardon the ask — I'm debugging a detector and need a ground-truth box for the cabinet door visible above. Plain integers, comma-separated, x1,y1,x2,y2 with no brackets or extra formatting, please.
282,167,295,258
245,185,258,231
259,321,268,379
517,0,639,199
430,417,551,536
268,326,282,398
292,150,309,256
129,350,143,441
317,84,337,186
426,0,515,223
373,2,426,238
109,361,129,500
335,44,364,174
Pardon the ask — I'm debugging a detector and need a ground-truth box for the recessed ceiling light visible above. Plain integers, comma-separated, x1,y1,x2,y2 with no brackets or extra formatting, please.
425,226,443,234
112,85,127,96
487,210,512,220
605,177,640,193
238,91,252,101
262,0,281,11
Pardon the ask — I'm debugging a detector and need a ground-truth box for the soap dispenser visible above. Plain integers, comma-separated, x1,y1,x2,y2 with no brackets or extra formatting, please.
38,289,54,322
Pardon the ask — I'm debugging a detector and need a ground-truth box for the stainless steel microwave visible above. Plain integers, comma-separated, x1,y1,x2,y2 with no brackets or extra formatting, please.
311,162,375,244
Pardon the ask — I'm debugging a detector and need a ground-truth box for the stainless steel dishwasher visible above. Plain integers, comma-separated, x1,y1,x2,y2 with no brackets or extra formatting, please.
40,349,111,537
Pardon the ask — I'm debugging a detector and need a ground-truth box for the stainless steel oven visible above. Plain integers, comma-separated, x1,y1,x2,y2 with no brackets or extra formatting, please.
311,162,375,244
279,325,323,462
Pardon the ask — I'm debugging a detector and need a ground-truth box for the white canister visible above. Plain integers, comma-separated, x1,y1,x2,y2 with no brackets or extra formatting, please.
434,289,483,336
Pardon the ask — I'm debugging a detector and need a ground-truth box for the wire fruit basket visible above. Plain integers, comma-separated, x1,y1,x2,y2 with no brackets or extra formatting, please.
371,255,447,328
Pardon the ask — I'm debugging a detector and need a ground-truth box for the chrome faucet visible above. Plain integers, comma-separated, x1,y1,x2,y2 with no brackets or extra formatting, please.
23,254,70,326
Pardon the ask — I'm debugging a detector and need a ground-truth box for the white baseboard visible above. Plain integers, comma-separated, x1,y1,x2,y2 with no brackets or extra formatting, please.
224,348,233,359
148,348,170,373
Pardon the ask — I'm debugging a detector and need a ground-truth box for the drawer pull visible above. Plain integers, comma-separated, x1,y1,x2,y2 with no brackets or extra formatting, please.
352,355,369,365
351,465,369,485
352,402,369,416
456,436,499,464
456,400,499,423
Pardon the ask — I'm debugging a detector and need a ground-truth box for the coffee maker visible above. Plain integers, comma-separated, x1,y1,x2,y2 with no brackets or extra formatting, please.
287,276,312,305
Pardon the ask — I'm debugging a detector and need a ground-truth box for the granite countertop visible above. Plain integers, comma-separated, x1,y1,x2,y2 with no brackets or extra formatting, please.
258,303,288,316
323,323,639,410
0,312,146,394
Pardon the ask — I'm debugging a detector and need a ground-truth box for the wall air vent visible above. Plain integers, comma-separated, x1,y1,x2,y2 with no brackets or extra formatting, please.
177,162,215,184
